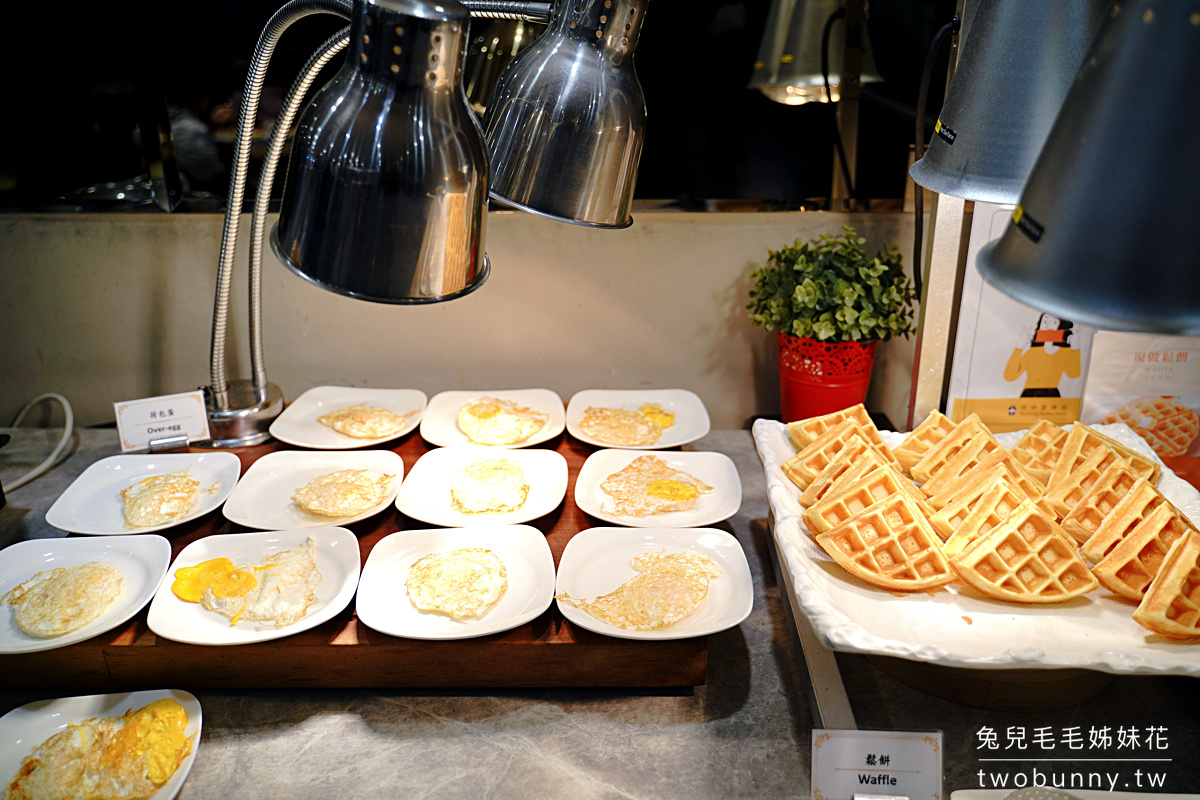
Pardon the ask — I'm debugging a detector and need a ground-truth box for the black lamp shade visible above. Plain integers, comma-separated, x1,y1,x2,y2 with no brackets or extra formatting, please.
909,0,1109,204
977,0,1200,334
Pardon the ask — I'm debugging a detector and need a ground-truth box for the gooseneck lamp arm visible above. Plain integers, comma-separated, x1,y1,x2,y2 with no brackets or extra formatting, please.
462,1,551,20
207,0,353,447
206,0,556,447
247,28,351,391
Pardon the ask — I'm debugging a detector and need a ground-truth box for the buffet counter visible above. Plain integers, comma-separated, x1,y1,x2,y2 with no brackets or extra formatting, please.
3,427,1200,798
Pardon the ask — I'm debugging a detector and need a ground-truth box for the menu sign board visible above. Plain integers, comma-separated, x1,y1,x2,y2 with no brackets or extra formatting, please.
811,728,943,800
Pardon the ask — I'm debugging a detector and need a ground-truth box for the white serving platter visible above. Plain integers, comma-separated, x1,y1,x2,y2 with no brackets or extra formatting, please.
554,527,753,641
146,527,360,645
419,388,566,448
269,385,426,449
0,535,171,654
395,445,567,527
753,418,1200,676
565,388,711,449
221,449,402,529
45,453,240,535
356,524,556,640
574,449,742,528
0,689,202,800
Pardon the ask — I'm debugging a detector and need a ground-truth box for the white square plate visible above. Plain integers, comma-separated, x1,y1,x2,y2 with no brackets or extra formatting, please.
269,385,426,449
221,450,403,529
566,389,711,449
395,445,567,527
574,449,742,528
45,453,241,535
754,419,1200,676
0,689,202,800
146,527,360,645
419,388,565,448
0,535,171,654
357,525,556,640
554,527,753,640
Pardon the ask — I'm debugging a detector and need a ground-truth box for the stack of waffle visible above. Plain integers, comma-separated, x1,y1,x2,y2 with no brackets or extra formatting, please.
780,405,1200,639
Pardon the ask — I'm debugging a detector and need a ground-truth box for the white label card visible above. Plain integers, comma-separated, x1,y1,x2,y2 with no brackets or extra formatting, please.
812,729,943,800
114,391,211,452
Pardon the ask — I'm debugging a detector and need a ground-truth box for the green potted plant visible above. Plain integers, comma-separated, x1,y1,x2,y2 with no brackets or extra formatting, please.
747,225,917,421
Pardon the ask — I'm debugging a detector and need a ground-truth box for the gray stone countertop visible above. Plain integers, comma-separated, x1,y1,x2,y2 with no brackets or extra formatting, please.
2,428,1199,798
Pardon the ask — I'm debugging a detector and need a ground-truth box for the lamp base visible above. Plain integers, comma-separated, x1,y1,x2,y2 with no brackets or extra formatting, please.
205,379,284,448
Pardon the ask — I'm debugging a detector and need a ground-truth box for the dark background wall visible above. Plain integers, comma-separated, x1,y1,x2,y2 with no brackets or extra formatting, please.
0,0,955,211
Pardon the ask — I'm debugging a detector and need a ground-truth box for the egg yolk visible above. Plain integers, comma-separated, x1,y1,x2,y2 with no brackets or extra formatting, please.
171,557,257,603
639,403,675,430
107,698,191,786
471,401,501,419
646,479,700,502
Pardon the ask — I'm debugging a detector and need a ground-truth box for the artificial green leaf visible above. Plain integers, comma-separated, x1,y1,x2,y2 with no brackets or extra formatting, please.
747,225,916,342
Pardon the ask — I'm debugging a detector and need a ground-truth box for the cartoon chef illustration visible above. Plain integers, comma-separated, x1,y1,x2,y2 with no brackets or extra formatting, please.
1003,313,1081,397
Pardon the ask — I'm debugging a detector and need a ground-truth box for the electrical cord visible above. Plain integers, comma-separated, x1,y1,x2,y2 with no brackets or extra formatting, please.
820,7,856,207
2,394,75,492
912,16,961,301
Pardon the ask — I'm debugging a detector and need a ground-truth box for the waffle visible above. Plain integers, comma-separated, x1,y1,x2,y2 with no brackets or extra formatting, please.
910,414,998,484
1043,445,1125,520
781,419,876,492
929,470,1011,542
803,463,931,535
814,493,955,591
806,453,894,510
1047,423,1160,490
1080,478,1184,565
1058,459,1139,544
924,455,1045,513
917,434,1005,500
1092,505,1197,601
939,477,1058,556
1103,396,1200,459
1131,530,1200,639
951,501,1098,603
787,403,896,463
893,410,956,475
1010,419,1069,485
798,439,874,507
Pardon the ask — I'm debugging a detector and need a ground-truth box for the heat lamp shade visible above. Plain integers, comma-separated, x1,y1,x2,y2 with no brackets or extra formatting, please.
481,0,647,228
976,0,1200,335
749,0,882,106
908,0,1109,204
272,0,489,303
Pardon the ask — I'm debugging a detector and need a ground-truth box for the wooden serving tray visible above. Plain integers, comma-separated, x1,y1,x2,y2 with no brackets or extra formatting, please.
2,434,707,690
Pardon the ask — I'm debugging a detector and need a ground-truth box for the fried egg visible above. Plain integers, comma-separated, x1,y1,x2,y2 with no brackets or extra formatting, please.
449,458,530,514
578,404,673,446
2,561,123,638
171,538,322,628
292,469,394,516
406,548,508,619
638,403,676,430
557,550,721,630
5,697,191,800
317,404,415,439
601,455,715,517
121,470,207,528
457,397,550,445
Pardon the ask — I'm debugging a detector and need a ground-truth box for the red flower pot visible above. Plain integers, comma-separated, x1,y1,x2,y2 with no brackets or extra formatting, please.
776,332,878,422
